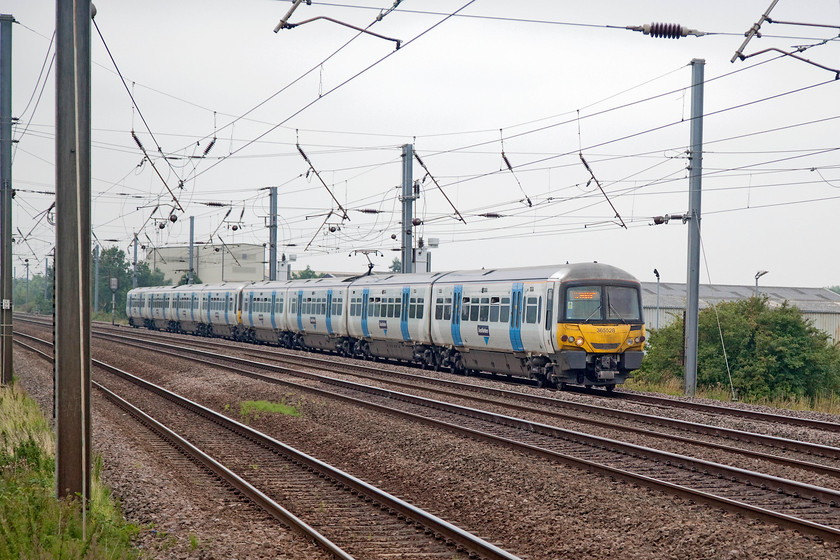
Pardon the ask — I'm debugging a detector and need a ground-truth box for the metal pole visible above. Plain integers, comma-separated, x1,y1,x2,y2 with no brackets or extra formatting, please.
269,187,277,280
654,269,660,330
188,216,194,284
25,259,29,305
93,245,99,313
55,0,92,505
400,144,414,274
132,232,137,288
0,14,14,385
684,59,705,398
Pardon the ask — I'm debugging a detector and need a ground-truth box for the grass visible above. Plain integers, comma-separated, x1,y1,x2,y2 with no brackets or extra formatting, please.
0,380,141,559
239,398,301,424
625,377,840,414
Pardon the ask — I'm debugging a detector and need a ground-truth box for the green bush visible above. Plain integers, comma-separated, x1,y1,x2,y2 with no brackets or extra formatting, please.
639,298,840,400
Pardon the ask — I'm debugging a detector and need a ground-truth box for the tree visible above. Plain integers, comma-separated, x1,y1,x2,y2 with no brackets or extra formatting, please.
177,273,202,286
292,265,324,279
90,246,169,319
638,297,840,400
389,258,401,273
830,286,840,295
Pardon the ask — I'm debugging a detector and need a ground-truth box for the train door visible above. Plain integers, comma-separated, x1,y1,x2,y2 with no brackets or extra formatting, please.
247,291,254,327
296,290,304,331
451,285,463,347
400,287,410,341
361,288,370,337
270,291,277,330
509,283,524,352
326,289,333,335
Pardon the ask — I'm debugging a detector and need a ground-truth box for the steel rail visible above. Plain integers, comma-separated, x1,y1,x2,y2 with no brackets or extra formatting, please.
14,336,522,560
14,339,354,560
72,331,840,539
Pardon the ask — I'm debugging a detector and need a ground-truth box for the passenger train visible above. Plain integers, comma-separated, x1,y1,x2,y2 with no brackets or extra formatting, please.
125,263,645,390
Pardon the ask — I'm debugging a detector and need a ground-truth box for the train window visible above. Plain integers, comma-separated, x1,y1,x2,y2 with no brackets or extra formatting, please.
373,298,381,318
606,286,642,322
479,298,490,322
461,299,470,321
416,297,424,319
489,301,499,322
565,286,602,321
394,300,401,319
500,297,510,323
434,298,443,320
408,297,416,319
386,298,394,318
525,296,539,324
470,301,480,322
443,297,452,321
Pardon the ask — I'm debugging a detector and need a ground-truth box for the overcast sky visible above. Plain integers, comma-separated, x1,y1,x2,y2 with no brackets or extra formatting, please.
5,1,840,288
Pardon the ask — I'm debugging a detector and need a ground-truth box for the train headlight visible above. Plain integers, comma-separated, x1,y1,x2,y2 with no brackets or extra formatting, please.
627,338,634,345
561,335,568,342
576,337,585,346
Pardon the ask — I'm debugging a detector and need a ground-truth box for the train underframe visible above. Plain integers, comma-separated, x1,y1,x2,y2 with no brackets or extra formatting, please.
133,319,641,390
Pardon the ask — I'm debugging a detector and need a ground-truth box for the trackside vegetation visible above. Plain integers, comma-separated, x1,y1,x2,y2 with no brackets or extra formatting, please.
0,381,140,559
634,297,840,405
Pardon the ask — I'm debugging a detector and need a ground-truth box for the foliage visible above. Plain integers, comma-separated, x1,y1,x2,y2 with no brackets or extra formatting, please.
177,272,202,286
291,265,325,279
239,399,301,423
389,258,401,273
638,297,840,400
0,382,140,559
830,286,840,295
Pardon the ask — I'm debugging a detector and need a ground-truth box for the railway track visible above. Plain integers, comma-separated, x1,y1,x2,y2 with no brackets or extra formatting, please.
21,326,840,540
15,336,521,560
35,324,840,484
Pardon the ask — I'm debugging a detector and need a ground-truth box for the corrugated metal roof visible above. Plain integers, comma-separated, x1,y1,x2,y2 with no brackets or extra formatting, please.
641,282,840,314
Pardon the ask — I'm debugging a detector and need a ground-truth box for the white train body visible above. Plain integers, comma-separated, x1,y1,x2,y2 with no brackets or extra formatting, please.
126,263,645,389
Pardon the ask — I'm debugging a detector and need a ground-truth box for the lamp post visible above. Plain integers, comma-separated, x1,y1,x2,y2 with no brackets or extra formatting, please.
653,268,660,330
754,270,769,298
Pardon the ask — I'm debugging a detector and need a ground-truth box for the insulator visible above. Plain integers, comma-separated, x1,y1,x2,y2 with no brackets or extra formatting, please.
203,137,216,157
411,218,422,226
646,22,685,39
131,130,145,150
158,222,165,230
169,214,178,223
231,224,239,231
359,209,381,214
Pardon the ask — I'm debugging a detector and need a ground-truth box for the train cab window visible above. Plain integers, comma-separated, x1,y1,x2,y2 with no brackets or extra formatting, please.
499,297,510,323
479,298,490,322
565,287,602,321
606,286,642,322
444,297,452,321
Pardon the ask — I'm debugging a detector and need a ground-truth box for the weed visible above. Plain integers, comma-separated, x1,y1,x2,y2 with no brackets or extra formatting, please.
239,399,301,424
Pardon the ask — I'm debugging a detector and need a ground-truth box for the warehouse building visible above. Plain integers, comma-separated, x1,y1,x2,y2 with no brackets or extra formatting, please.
641,282,840,344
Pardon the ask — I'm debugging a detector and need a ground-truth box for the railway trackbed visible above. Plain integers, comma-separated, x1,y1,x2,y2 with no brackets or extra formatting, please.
51,326,840,483
18,327,840,541
16,338,520,560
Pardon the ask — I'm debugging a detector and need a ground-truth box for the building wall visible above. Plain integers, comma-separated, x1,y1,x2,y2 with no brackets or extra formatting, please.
144,244,266,285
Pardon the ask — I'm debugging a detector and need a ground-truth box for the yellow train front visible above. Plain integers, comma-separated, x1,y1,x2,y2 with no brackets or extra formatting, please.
550,265,645,391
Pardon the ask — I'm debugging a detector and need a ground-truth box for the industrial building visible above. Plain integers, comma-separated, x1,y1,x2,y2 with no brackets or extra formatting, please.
641,282,840,344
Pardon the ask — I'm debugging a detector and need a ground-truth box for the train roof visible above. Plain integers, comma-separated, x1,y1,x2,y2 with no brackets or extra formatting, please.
430,263,639,284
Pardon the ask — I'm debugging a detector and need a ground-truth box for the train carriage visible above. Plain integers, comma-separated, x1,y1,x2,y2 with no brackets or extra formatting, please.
347,272,437,363
202,282,245,339
283,277,355,353
240,280,292,344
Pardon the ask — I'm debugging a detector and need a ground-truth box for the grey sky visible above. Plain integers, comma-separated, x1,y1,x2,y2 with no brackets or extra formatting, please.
5,1,840,287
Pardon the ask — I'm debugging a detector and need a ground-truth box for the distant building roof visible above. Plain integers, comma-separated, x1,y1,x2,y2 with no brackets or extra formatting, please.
640,282,840,314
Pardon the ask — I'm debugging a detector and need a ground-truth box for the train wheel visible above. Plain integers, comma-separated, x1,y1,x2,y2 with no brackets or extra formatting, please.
605,384,616,393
